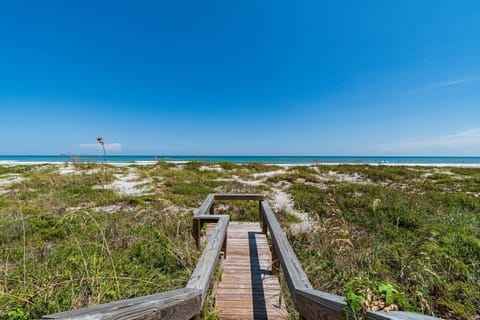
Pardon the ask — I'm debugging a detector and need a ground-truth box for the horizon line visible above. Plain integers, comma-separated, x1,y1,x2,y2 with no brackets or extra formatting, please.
1,154,480,157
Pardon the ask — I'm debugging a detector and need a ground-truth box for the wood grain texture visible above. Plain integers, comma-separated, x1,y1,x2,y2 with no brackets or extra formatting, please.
193,193,263,247
294,289,345,320
42,288,202,320
213,194,264,201
260,201,313,301
187,216,229,303
296,289,442,320
214,222,287,320
44,195,442,320
194,194,215,217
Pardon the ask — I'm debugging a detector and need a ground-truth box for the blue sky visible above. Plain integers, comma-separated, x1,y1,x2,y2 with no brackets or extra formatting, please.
1,0,480,155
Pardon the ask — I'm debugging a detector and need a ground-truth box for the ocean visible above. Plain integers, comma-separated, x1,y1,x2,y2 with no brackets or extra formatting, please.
1,155,480,166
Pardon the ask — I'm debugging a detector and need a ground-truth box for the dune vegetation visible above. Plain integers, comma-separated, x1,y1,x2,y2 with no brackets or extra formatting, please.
0,162,478,319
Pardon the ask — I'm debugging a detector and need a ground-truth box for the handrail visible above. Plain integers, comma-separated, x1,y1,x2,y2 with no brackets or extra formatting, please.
42,288,202,320
192,193,263,248
295,289,439,320
259,201,442,320
43,194,442,320
186,215,229,303
260,200,312,300
43,195,235,320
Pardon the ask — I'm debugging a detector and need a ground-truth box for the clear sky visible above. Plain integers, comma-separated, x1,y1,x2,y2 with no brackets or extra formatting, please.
1,1,480,155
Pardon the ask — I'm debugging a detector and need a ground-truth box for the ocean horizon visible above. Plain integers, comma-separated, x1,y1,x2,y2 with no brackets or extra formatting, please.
1,155,480,166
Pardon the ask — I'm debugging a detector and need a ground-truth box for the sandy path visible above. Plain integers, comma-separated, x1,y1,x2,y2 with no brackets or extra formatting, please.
270,187,312,233
95,169,152,196
0,174,26,195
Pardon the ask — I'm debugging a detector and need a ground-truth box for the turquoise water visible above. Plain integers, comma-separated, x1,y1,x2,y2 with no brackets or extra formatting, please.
1,155,480,165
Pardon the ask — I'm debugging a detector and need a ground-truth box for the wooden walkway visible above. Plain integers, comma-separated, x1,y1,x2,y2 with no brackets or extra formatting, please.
204,222,287,320
43,195,442,320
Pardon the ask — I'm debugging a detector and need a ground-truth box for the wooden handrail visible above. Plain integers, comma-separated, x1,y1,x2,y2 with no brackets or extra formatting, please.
192,193,263,248
43,194,442,320
211,193,264,201
42,288,202,320
295,289,440,320
193,193,263,217
186,215,229,303
43,195,233,320
260,201,312,300
194,194,215,217
259,200,442,320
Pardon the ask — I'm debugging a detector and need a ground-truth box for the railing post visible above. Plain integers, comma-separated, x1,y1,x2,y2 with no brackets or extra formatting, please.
260,200,267,234
209,203,214,214
193,219,200,249
222,231,227,259
271,241,279,274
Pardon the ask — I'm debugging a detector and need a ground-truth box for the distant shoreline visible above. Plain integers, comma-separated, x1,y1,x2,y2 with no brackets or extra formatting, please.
1,154,480,168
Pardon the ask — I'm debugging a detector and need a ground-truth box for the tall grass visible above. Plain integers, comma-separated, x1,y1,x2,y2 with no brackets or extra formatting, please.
0,164,198,319
1,163,478,319
287,177,480,319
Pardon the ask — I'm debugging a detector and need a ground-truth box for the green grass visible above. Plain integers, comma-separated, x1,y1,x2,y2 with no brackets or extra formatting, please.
214,200,260,222
0,164,198,319
288,177,480,319
315,164,423,183
1,162,479,319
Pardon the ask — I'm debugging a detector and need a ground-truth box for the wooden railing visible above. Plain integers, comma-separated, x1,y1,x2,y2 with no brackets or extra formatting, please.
42,194,261,320
259,201,441,320
43,194,238,320
43,194,441,320
186,214,229,304
192,193,264,249
42,288,202,320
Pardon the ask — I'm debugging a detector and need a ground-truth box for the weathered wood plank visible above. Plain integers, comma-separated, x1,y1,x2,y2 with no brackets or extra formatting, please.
193,192,262,247
194,193,215,216
192,194,215,247
260,198,442,320
213,193,264,201
42,288,202,320
218,307,287,319
260,201,313,301
195,215,222,222
295,289,441,320
44,194,442,320
294,288,346,320
187,216,229,303
215,222,287,320
216,290,282,297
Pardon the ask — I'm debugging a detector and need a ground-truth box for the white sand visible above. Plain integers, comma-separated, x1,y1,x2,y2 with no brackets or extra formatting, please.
213,169,286,187
58,165,77,175
92,204,136,213
57,164,100,175
1,161,480,168
0,174,26,195
214,176,264,186
317,171,366,183
199,165,224,172
94,169,152,196
271,188,312,233
252,170,286,178
66,203,137,213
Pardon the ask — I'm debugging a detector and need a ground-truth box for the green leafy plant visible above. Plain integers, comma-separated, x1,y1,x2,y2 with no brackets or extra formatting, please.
344,277,409,318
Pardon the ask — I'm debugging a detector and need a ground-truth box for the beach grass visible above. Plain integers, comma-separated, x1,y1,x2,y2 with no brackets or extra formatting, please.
287,168,480,318
0,162,478,319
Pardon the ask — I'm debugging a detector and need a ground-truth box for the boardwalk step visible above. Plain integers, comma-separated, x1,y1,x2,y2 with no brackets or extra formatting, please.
203,222,288,320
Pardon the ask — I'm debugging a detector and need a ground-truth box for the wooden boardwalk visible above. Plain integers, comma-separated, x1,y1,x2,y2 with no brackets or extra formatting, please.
204,222,287,320
43,195,441,320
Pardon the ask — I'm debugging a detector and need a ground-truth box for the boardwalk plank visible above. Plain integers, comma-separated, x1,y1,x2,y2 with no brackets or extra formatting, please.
211,222,288,320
